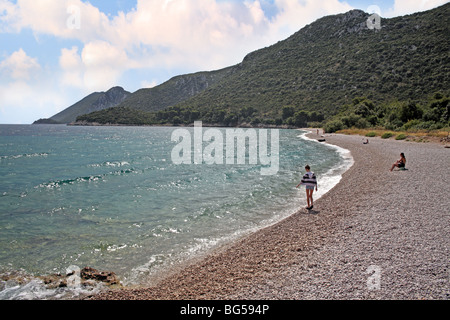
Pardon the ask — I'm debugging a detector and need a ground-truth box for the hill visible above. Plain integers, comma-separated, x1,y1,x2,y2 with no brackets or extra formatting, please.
76,3,450,129
34,86,131,124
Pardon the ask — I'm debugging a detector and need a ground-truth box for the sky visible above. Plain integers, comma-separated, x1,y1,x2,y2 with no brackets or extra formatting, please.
0,0,448,124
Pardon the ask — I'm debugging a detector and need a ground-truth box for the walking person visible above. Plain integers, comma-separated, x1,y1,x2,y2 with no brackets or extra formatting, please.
296,165,318,210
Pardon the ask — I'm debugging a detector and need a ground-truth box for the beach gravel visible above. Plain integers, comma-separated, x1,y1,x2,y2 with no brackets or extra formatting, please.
91,134,449,300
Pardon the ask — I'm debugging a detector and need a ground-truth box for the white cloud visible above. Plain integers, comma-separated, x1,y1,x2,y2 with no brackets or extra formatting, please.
384,0,449,17
245,0,267,25
58,41,131,92
1,0,113,42
81,40,130,90
59,46,83,87
0,0,20,32
0,48,41,80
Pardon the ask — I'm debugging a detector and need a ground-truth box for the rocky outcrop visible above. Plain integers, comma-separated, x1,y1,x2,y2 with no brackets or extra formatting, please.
79,267,120,285
88,87,130,114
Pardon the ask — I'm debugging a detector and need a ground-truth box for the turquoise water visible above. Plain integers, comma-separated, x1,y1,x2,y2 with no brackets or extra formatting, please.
0,125,352,299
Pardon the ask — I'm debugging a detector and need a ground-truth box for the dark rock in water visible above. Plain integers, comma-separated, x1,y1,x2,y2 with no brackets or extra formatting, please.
318,139,326,142
80,267,120,286
39,267,121,289
39,273,67,289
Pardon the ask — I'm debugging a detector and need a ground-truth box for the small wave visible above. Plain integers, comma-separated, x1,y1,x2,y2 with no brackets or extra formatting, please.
36,169,137,189
91,241,132,253
88,161,130,168
38,175,104,189
0,153,49,160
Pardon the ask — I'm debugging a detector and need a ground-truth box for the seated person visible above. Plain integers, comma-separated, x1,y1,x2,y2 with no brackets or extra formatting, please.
390,153,406,171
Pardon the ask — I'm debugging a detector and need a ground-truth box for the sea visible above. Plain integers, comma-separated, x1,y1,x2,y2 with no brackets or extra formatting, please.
0,124,353,300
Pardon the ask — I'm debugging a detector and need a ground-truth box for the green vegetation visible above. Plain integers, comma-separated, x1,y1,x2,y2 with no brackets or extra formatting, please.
365,131,377,137
76,107,156,125
395,133,407,140
381,132,395,139
33,118,62,125
154,104,324,127
322,92,449,133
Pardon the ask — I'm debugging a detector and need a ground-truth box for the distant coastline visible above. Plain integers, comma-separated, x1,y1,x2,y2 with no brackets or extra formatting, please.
66,120,297,130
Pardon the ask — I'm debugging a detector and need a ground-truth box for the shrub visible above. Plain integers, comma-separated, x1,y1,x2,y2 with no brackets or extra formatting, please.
402,119,422,131
381,132,394,139
416,121,441,130
308,121,324,129
395,133,407,140
355,118,369,129
324,119,344,133
385,119,403,130
365,131,377,137
341,113,362,128
251,118,261,125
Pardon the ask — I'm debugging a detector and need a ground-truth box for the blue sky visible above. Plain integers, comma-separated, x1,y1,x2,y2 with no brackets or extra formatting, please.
0,0,448,124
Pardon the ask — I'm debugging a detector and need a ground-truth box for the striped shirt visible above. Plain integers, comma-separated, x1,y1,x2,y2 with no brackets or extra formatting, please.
300,171,317,188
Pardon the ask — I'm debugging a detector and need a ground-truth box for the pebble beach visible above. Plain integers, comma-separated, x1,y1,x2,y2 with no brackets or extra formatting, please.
91,133,449,300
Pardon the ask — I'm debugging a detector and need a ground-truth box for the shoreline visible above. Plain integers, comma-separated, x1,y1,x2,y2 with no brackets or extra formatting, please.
91,133,449,300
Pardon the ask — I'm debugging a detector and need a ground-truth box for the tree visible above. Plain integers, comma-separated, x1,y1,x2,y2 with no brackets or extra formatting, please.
293,110,309,127
399,102,422,123
240,106,257,118
282,106,295,120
